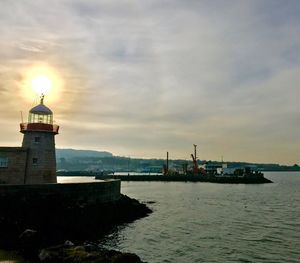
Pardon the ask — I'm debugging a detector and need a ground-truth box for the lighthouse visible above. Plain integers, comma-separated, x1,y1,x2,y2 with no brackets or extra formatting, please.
20,95,59,184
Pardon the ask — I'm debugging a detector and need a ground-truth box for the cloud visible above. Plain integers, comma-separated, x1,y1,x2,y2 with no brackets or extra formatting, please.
0,0,299,164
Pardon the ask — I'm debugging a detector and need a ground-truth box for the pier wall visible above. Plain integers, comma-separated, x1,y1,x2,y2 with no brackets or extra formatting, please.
0,180,121,204
97,174,272,184
0,147,28,184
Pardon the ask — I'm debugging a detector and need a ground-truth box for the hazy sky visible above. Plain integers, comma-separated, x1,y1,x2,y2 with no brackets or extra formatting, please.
0,0,299,164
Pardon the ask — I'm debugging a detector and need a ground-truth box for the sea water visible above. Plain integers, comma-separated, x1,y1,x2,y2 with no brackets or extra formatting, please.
93,172,300,263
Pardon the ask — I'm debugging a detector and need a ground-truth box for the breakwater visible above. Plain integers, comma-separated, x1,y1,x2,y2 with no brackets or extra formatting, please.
97,174,273,184
0,180,152,260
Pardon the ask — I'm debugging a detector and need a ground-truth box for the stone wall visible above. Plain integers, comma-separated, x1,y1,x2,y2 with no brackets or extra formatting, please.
0,147,28,184
0,180,121,204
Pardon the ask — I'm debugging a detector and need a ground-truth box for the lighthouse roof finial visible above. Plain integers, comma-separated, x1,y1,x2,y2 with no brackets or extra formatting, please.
29,94,52,115
40,94,45,105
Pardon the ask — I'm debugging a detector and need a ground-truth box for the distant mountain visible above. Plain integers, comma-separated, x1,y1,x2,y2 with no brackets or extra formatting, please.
56,148,113,159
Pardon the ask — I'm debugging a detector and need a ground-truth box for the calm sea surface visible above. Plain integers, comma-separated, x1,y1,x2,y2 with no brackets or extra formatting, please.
62,172,299,262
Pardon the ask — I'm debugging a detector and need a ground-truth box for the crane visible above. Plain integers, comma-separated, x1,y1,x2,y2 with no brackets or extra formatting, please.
163,151,169,175
191,144,199,175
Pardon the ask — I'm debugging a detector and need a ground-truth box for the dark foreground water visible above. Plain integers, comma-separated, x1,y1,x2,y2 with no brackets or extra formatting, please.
95,172,300,263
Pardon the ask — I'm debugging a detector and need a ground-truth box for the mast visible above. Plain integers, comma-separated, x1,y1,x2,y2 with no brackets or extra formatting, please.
193,144,197,161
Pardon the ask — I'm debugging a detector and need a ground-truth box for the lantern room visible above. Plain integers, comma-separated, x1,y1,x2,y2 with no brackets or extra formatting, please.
20,95,59,134
28,95,53,124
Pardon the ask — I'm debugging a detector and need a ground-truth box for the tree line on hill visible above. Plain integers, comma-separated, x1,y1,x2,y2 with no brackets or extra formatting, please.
56,149,300,172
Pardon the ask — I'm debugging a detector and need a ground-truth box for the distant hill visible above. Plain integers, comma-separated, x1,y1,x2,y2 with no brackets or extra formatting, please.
56,148,113,159
56,149,300,172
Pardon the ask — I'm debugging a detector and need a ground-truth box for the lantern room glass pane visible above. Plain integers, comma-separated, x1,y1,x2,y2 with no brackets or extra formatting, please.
28,113,53,124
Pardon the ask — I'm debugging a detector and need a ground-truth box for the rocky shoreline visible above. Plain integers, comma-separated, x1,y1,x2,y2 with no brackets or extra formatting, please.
0,194,152,262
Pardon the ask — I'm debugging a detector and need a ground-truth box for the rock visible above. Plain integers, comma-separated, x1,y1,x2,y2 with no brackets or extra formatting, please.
0,193,151,263
18,229,40,257
39,249,51,262
144,200,156,204
0,194,152,248
18,229,38,240
64,240,75,247
83,241,99,252
38,244,143,263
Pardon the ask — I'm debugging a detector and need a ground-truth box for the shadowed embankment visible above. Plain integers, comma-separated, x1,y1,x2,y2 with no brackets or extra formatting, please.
0,193,152,262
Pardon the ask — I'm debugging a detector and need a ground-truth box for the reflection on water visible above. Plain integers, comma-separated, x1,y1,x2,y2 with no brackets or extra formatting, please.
57,176,96,183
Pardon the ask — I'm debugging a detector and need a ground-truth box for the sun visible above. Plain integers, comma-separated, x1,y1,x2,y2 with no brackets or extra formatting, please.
20,64,64,104
32,75,52,96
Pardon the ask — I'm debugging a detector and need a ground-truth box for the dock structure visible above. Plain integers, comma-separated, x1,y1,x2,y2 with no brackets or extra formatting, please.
95,174,272,184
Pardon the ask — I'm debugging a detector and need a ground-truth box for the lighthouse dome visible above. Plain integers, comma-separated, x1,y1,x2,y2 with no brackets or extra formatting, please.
28,96,53,124
29,104,53,115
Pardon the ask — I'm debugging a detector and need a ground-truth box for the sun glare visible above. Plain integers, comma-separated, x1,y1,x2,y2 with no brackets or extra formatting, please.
32,75,52,95
20,64,64,104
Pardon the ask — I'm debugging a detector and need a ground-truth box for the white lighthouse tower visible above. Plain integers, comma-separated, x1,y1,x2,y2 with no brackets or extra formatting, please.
20,95,59,184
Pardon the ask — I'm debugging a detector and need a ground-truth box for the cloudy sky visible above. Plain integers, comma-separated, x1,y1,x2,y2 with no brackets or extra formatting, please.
0,0,299,164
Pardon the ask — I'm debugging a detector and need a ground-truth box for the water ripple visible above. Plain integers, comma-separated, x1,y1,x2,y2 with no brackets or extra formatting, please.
100,172,300,263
